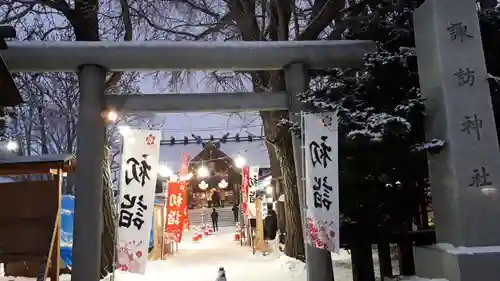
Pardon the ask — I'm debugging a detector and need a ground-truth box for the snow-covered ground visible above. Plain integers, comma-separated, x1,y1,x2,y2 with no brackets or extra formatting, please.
0,226,445,281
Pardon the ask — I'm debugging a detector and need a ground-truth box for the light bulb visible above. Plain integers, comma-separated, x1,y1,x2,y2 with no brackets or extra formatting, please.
266,186,273,195
6,140,18,151
235,155,246,168
197,166,209,178
158,164,173,177
106,110,118,122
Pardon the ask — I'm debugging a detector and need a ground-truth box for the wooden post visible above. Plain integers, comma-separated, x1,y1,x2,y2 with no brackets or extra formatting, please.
153,206,159,260
160,201,165,259
48,216,61,281
49,169,62,281
254,199,265,252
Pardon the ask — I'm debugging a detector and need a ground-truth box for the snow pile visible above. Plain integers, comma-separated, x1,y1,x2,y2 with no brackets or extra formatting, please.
272,254,305,274
435,243,500,255
396,278,447,281
100,271,148,281
0,276,71,281
271,248,449,281
0,277,36,281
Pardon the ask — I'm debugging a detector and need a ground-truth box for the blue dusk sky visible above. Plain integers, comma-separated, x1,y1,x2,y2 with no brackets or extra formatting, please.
138,73,270,173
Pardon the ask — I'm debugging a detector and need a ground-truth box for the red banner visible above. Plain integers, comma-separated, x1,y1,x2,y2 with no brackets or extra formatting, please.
241,166,249,219
180,152,190,230
165,182,188,242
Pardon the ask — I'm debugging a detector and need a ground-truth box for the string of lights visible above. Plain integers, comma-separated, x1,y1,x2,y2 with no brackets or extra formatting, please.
115,124,267,165
107,110,266,166
161,132,265,146
167,152,263,166
160,124,262,133
104,109,265,146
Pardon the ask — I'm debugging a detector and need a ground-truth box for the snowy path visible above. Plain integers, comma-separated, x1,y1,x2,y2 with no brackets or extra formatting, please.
0,226,443,281
135,226,305,281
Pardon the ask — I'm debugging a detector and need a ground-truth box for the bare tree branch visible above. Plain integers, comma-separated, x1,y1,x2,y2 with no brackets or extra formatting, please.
298,0,345,40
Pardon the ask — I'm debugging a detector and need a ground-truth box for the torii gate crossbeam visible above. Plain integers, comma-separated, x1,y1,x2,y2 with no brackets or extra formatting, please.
2,40,376,281
3,40,374,72
105,92,289,113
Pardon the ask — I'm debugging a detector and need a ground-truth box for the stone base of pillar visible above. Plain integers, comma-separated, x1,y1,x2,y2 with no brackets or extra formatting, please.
414,244,500,281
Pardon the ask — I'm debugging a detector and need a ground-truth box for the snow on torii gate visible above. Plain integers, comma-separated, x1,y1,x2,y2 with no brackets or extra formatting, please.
2,40,375,281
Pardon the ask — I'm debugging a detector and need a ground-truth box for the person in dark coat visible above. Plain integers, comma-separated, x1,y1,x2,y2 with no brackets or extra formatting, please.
211,207,219,231
263,204,278,240
232,205,239,222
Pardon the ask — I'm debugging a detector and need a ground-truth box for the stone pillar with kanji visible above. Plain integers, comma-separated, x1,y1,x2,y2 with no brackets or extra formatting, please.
414,0,500,280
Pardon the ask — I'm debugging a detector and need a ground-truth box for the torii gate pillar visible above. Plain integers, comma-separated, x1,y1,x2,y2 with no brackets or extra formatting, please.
1,39,375,281
72,65,107,281
285,63,334,281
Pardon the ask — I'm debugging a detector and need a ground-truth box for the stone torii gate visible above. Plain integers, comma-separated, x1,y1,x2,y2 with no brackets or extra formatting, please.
2,39,375,281
6,0,500,278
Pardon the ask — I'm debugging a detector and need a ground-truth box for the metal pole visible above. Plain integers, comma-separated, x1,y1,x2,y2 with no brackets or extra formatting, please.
72,64,107,281
285,63,334,281
111,140,124,281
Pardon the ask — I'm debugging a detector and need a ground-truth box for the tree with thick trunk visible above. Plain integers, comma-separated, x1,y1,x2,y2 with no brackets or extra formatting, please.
101,146,117,275
27,0,133,275
224,0,347,259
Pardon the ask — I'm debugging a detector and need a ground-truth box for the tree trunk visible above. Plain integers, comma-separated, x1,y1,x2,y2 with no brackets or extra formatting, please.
251,70,304,259
37,107,49,154
261,110,305,259
0,107,5,138
65,95,76,194
100,146,116,277
25,107,33,156
276,136,305,258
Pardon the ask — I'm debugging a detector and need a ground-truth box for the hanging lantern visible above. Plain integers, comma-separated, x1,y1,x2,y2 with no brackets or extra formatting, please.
199,180,208,190
218,179,228,189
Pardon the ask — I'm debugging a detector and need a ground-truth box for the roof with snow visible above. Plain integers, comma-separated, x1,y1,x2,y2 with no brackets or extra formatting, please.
190,142,230,163
0,154,76,175
0,176,14,183
160,139,269,173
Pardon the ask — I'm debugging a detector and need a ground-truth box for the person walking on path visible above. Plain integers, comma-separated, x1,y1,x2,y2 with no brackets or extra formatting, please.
232,204,239,222
264,204,278,240
211,207,219,231
220,190,226,207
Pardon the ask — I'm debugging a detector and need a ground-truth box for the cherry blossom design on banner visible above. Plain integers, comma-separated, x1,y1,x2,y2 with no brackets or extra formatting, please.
305,217,337,251
303,112,339,253
321,115,336,133
145,133,156,146
116,240,143,272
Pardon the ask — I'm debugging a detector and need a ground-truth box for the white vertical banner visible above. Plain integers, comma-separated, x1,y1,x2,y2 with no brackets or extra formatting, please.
257,176,271,218
304,112,339,253
116,129,161,274
261,196,268,218
247,165,260,218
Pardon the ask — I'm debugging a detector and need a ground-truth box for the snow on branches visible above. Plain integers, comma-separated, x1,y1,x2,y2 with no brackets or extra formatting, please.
300,47,445,154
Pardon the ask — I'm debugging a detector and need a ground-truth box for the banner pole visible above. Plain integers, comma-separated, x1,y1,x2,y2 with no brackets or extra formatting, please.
110,137,125,281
